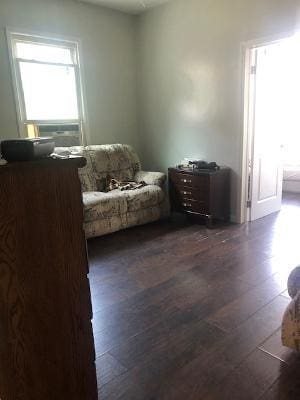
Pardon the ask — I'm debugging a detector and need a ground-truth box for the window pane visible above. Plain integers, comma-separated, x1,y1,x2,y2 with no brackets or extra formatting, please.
16,42,73,64
19,62,79,120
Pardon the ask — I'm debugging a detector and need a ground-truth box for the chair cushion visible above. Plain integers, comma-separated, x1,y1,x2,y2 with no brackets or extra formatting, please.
86,144,141,191
123,185,164,212
282,291,300,351
83,191,127,222
83,185,164,222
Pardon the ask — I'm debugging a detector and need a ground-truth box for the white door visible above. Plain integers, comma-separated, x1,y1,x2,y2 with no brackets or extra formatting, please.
249,44,284,221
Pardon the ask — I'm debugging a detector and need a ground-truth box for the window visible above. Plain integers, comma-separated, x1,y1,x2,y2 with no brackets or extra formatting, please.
8,31,85,146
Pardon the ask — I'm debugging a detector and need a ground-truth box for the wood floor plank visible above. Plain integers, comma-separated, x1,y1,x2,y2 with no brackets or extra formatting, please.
99,317,226,399
206,273,286,332
92,272,251,355
155,295,290,400
90,272,142,313
202,349,283,400
259,357,300,400
259,329,298,364
98,368,150,400
217,295,289,366
87,193,300,400
98,294,290,400
185,277,253,317
100,344,233,400
95,353,127,388
109,312,225,369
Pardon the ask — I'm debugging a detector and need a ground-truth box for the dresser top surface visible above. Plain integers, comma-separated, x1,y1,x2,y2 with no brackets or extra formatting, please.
0,155,86,173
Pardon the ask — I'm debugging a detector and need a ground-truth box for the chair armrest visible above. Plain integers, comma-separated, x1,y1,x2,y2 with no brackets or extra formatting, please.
134,170,166,187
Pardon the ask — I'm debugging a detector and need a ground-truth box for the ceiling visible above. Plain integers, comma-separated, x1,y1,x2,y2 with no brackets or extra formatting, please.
79,0,172,14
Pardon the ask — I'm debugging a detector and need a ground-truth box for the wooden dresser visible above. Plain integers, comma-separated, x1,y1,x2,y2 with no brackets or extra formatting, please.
168,167,230,226
0,158,98,400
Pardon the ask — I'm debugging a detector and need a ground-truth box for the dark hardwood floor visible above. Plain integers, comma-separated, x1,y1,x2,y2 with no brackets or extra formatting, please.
88,193,300,400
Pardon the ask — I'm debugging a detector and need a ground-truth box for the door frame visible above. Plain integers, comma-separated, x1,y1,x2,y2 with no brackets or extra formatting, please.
240,30,295,223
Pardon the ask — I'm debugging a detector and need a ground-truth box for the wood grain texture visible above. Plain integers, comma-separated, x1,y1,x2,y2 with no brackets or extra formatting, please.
89,193,300,400
0,159,97,400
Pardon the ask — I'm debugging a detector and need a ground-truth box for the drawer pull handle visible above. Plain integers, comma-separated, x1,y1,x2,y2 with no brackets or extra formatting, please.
183,202,192,207
181,179,192,183
181,191,192,195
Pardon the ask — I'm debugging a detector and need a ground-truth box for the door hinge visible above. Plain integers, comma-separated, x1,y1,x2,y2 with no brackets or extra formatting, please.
247,175,251,206
250,65,257,75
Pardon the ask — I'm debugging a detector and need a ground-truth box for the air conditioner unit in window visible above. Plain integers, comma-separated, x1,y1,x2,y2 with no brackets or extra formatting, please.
38,124,81,147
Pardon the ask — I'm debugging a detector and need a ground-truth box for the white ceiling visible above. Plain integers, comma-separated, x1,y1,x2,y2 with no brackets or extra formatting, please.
79,0,172,14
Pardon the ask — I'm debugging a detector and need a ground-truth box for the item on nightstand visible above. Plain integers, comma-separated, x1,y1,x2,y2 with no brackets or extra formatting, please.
176,159,220,170
188,160,220,170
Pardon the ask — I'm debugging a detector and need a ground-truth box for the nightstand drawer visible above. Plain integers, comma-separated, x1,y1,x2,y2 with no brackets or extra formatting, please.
174,186,209,203
169,172,209,188
180,199,209,214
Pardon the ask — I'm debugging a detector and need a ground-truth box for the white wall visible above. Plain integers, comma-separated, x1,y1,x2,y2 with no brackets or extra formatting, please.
137,0,300,220
0,0,138,148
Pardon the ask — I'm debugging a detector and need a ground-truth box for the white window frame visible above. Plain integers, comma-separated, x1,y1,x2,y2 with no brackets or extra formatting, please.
6,29,88,143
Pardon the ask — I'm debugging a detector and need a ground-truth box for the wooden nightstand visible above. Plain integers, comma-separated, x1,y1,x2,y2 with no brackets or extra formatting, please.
168,167,230,227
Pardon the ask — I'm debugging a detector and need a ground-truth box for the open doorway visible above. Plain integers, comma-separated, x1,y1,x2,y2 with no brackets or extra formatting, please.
242,33,300,222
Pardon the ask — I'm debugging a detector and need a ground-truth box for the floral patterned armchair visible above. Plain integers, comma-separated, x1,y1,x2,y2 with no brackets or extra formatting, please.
282,266,300,351
55,144,168,238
